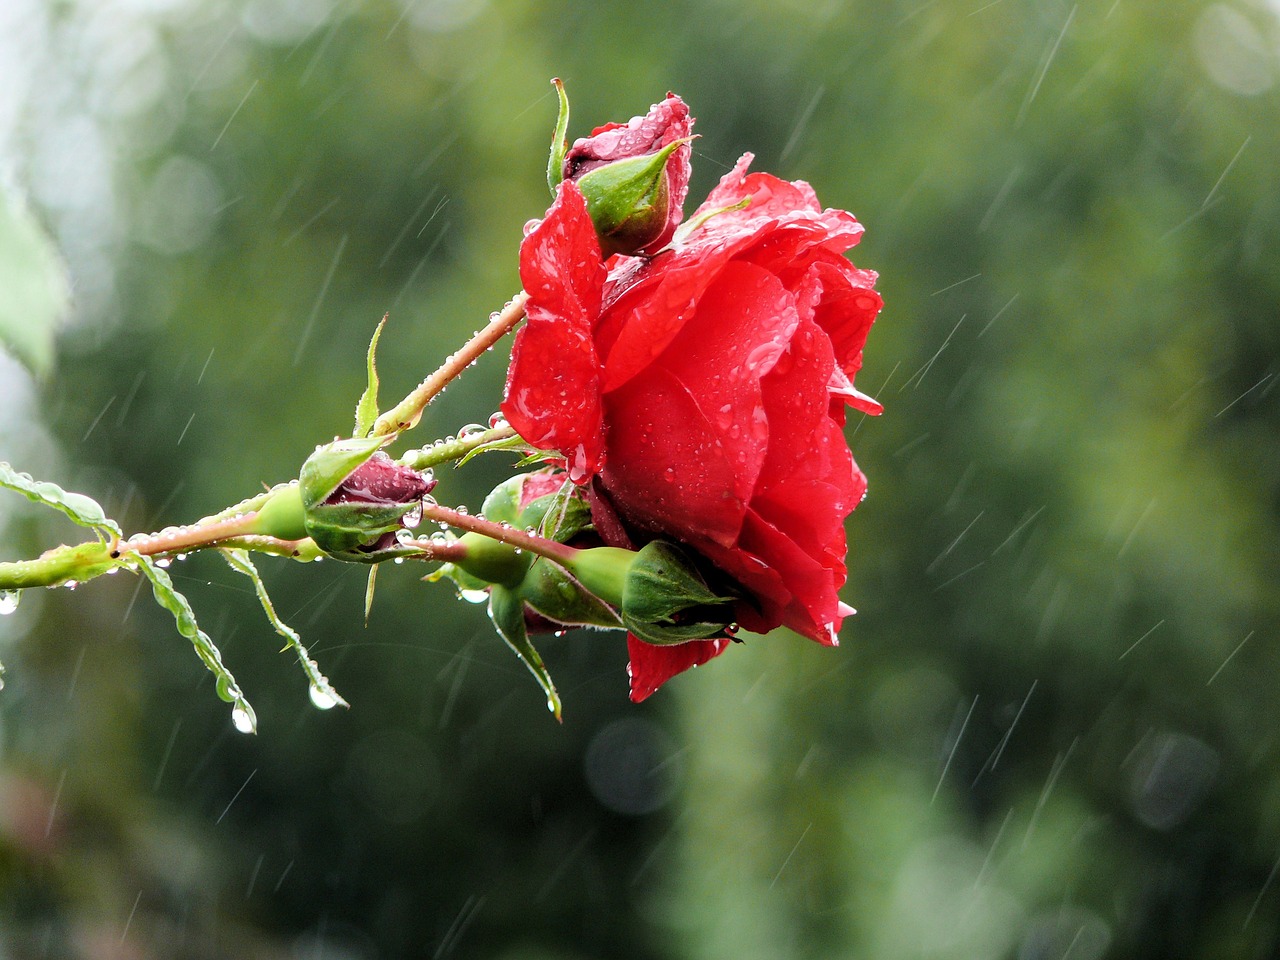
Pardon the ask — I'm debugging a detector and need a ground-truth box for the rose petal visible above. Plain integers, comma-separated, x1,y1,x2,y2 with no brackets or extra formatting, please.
601,367,747,547
653,261,799,504
502,182,608,479
627,633,731,702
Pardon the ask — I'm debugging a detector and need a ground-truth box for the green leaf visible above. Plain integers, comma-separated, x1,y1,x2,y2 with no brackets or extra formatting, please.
489,585,562,721
353,313,388,438
221,549,348,710
0,461,122,541
0,185,70,377
133,554,257,733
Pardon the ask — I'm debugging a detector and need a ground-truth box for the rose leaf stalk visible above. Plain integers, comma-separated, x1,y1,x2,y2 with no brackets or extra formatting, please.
371,291,529,439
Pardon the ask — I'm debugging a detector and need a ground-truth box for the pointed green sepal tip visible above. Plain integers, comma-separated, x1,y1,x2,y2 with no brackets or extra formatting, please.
353,313,388,438
546,78,571,195
574,138,691,256
490,585,563,721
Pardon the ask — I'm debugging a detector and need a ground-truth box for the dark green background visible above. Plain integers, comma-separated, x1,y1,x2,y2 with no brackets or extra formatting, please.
2,0,1279,956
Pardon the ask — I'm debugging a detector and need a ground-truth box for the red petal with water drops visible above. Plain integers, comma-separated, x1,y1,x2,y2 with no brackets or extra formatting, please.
502,182,608,480
627,633,731,702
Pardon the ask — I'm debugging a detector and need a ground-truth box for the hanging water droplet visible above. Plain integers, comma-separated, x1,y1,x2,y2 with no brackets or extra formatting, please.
309,684,340,710
231,702,257,734
63,580,78,591
402,504,423,529
0,590,19,615
488,411,508,429
546,697,558,714
459,588,489,604
155,558,171,568
456,505,469,516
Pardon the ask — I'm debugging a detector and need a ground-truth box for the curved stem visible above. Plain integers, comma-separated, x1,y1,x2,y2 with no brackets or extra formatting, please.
372,291,529,438
420,501,578,566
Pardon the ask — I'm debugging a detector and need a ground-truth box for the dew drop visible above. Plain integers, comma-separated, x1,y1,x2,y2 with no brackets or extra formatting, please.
402,504,423,528
663,467,676,483
546,697,558,714
309,684,340,710
459,588,489,604
231,702,257,734
63,580,78,591
0,590,19,615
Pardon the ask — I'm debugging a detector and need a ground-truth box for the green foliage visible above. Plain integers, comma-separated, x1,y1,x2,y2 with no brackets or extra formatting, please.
0,186,69,377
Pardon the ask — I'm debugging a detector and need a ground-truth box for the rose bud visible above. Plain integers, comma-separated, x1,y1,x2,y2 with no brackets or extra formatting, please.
256,436,434,561
548,85,694,257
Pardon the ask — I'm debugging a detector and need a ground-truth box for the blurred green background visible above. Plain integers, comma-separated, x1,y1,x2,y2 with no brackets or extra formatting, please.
1,0,1279,956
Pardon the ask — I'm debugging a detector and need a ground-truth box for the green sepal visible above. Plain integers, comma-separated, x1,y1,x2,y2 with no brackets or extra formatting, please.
300,435,387,509
620,541,736,645
489,584,562,721
426,560,490,595
353,313,388,438
546,77,571,195
671,195,751,246
521,559,622,630
364,566,377,623
574,138,689,256
298,435,419,561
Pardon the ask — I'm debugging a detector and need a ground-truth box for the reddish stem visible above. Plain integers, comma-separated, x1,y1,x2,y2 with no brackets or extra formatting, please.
372,291,529,437
420,502,579,566
115,513,262,558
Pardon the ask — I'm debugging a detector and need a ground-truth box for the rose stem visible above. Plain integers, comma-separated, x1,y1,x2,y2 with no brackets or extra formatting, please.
371,291,529,439
399,422,518,472
420,502,579,567
115,513,263,558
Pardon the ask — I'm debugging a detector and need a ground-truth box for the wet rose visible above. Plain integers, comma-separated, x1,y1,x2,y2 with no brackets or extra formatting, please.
503,145,883,701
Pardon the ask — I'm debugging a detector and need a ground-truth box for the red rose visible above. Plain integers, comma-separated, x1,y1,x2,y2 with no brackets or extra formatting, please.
502,153,882,702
